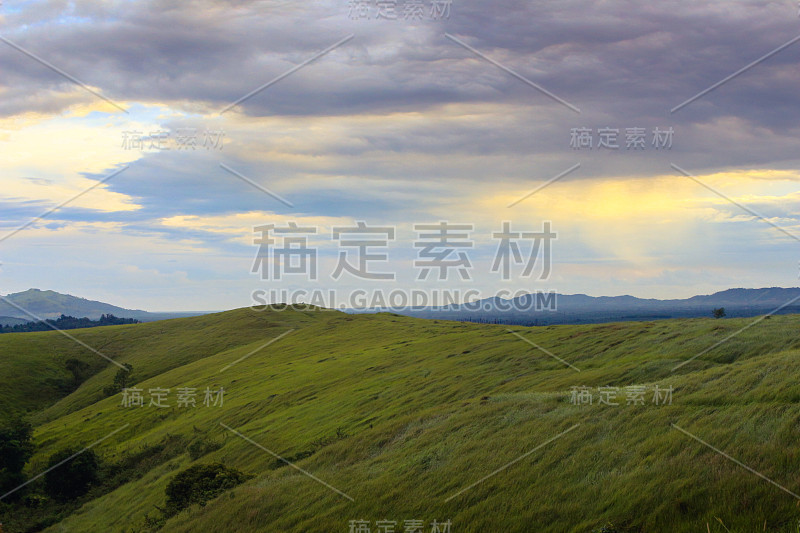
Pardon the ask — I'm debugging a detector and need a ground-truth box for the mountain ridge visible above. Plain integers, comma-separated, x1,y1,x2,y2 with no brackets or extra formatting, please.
0,289,207,324
396,286,800,325
4,286,800,328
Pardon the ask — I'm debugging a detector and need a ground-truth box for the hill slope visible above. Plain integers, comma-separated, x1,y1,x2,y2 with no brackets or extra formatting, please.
2,308,800,532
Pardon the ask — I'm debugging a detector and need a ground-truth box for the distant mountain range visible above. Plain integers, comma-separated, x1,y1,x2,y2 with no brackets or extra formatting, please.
3,287,800,329
0,289,207,326
395,287,800,326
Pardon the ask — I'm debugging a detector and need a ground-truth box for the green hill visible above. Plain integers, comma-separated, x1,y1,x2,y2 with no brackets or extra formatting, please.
2,307,800,532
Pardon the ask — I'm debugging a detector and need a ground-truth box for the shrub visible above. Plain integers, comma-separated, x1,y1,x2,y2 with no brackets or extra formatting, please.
64,358,91,390
44,447,99,501
164,463,250,515
103,363,134,397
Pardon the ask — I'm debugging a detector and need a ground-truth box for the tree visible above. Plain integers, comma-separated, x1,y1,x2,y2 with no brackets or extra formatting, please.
712,307,726,319
103,363,133,397
0,417,34,498
64,358,91,390
44,447,99,501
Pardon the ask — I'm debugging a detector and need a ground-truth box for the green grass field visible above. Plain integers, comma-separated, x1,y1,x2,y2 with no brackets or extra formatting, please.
2,307,800,532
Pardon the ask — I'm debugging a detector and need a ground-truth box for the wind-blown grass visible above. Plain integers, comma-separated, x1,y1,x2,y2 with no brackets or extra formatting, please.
2,308,800,532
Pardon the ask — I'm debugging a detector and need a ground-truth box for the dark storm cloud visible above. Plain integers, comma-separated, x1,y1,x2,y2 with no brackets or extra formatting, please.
2,0,796,116
2,0,799,181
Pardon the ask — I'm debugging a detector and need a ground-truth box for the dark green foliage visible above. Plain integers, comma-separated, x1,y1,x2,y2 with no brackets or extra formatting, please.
164,463,250,515
143,511,168,530
0,436,187,532
0,416,34,499
0,314,139,334
44,447,99,501
103,363,134,397
64,358,91,390
712,307,726,318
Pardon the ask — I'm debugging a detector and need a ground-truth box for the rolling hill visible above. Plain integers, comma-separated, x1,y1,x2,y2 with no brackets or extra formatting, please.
1,307,800,532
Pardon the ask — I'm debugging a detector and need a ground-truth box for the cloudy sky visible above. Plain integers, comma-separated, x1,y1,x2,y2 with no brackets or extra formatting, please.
1,0,799,311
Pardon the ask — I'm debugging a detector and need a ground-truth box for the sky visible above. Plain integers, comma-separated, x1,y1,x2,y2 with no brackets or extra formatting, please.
1,0,799,312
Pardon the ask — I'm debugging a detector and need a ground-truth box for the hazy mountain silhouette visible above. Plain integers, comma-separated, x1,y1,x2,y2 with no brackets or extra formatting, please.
397,287,800,325
0,289,206,325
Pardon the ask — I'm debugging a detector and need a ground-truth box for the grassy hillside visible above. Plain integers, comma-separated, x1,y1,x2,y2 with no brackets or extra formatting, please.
0,307,320,419
3,308,800,532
